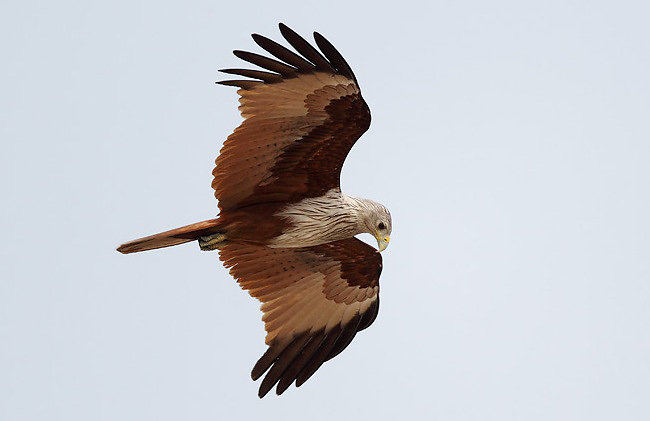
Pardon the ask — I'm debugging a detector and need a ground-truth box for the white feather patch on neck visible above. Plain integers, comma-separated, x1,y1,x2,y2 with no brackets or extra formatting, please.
268,188,368,248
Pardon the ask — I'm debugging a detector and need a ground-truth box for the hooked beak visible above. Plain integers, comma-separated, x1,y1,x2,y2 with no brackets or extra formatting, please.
377,235,390,252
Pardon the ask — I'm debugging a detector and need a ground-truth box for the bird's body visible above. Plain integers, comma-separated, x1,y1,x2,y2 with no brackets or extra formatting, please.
118,23,391,397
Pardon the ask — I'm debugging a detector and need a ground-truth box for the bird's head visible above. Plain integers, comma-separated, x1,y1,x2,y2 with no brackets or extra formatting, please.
361,201,392,252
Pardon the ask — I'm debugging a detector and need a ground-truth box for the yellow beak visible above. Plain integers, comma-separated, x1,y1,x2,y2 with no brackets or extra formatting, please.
377,235,390,252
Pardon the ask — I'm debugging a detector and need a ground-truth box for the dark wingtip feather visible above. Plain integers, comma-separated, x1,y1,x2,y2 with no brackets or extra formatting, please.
275,331,327,395
277,23,335,73
218,24,360,93
294,327,342,387
257,335,310,398
216,80,261,90
251,33,315,72
358,297,380,332
251,340,289,381
219,68,283,83
325,313,362,362
313,31,358,84
232,50,298,78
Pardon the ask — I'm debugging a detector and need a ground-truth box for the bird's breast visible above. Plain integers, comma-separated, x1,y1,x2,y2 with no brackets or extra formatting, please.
267,190,360,248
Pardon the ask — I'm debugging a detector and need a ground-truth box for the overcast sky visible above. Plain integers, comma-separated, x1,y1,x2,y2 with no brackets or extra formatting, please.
2,0,649,420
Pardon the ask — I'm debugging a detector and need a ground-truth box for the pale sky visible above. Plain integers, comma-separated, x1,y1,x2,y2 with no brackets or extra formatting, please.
2,0,649,420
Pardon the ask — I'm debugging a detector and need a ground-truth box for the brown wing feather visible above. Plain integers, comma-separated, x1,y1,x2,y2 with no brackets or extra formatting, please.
213,24,371,210
218,238,382,397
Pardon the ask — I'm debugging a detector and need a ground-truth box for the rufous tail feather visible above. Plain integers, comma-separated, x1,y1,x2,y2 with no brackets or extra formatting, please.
117,219,220,254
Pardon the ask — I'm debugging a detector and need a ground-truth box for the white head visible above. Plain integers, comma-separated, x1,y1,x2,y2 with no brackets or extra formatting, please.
351,198,392,252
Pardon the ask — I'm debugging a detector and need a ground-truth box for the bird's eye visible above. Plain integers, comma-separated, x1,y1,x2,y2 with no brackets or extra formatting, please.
378,222,386,230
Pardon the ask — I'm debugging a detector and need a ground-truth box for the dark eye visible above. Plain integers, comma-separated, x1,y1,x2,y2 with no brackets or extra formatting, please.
378,222,386,230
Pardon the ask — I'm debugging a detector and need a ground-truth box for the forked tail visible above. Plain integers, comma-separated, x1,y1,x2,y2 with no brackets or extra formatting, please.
117,219,220,254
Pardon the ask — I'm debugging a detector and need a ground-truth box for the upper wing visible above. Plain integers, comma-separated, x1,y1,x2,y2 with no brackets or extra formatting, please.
213,23,371,210
219,237,382,397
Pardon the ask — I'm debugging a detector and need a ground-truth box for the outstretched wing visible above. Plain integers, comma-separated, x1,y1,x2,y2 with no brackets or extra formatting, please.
213,23,371,210
219,237,382,397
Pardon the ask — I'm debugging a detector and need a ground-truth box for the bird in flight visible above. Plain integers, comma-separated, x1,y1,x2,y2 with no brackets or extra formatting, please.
117,23,392,397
